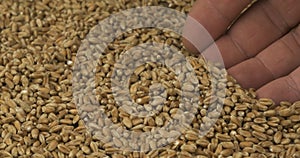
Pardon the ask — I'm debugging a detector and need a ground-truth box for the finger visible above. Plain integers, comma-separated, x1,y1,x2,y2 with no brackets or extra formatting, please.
256,67,300,104
182,0,252,54
202,0,300,68
227,25,300,89
256,25,300,78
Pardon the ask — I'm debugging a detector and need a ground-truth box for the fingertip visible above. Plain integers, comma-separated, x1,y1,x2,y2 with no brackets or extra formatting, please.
182,37,200,55
227,58,274,89
256,77,300,104
187,0,252,39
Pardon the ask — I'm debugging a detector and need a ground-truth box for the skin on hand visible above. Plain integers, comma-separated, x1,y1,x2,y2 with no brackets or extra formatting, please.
183,0,300,104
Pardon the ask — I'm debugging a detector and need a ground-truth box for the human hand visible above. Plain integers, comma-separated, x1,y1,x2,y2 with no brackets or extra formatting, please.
183,0,300,104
